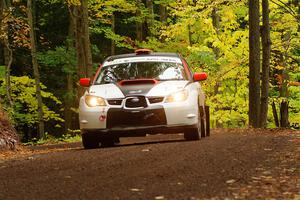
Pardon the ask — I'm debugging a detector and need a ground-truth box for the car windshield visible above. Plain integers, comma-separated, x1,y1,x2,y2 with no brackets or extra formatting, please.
95,61,188,84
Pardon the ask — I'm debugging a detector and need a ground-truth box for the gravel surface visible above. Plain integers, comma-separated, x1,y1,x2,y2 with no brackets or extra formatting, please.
0,129,299,200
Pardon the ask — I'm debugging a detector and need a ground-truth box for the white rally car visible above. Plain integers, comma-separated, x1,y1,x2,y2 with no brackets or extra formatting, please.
79,49,209,149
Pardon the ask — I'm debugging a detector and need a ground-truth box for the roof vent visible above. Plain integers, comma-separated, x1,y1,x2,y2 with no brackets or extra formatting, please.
119,79,158,86
135,48,152,55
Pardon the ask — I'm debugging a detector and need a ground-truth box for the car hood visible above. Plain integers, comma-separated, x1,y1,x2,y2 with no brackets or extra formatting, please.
88,80,189,98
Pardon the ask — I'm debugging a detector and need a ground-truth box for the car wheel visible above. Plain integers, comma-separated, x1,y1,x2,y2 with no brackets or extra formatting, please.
99,136,118,147
205,105,210,137
100,139,114,147
184,107,201,141
82,131,99,149
200,106,206,138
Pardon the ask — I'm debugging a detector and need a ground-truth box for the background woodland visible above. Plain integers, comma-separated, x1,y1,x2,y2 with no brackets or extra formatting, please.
0,0,299,142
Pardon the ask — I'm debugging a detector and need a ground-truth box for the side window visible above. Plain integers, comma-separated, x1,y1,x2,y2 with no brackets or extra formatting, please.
181,58,193,80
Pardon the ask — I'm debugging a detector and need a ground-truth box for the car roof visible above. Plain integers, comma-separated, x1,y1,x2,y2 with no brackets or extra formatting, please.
105,52,180,62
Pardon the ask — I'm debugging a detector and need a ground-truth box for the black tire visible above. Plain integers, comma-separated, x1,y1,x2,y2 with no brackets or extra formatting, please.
82,132,99,149
205,105,210,137
99,135,118,147
184,128,200,140
114,137,120,144
200,106,206,138
100,139,114,147
184,108,201,141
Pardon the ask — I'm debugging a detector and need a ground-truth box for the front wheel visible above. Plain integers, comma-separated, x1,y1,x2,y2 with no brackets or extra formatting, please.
200,106,206,138
184,108,201,141
205,105,210,137
99,135,119,148
82,131,99,149
184,128,200,140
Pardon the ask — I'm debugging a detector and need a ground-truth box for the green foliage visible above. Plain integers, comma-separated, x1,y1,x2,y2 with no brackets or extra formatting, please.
140,0,299,128
0,76,64,129
37,44,77,102
89,0,137,49
141,0,250,127
0,66,5,78
2,0,299,130
37,45,77,75
288,75,300,127
24,131,81,145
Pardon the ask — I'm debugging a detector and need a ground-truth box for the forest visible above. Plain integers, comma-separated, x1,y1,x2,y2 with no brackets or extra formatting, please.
0,0,299,142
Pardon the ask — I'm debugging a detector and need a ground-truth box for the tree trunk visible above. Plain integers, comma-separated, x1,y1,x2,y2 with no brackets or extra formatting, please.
146,0,154,36
111,13,115,55
80,0,92,79
70,0,93,98
280,100,289,127
248,0,261,128
63,9,77,132
188,25,192,46
271,100,279,127
159,4,167,23
3,30,13,108
27,0,44,139
296,0,300,31
0,0,13,107
136,0,143,42
260,0,271,127
0,1,3,25
277,52,289,128
64,74,74,132
212,8,221,58
212,7,222,128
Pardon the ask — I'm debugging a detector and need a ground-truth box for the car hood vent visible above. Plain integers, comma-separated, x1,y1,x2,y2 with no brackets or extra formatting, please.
119,79,158,86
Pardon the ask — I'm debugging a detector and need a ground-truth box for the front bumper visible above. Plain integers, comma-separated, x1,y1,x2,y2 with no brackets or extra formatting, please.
81,124,197,137
106,105,166,129
79,96,198,133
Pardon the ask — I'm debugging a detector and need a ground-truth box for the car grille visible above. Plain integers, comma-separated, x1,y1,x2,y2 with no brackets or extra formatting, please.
125,96,147,108
148,97,164,104
106,107,167,128
107,96,164,107
107,99,123,106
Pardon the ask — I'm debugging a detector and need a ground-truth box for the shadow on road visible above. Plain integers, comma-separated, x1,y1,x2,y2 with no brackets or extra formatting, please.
78,134,191,150
28,134,195,152
114,138,187,148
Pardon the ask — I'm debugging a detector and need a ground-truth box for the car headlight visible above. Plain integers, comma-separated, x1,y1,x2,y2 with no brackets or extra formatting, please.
165,89,188,103
85,95,106,107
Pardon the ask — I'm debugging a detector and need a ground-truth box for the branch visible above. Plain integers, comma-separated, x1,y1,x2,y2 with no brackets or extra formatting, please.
269,0,298,20
276,0,297,15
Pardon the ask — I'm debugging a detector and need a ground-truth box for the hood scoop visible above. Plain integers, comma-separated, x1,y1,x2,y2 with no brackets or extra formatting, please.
118,79,158,86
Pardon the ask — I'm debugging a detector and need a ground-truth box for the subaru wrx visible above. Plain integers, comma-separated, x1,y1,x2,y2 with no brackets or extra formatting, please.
79,49,209,149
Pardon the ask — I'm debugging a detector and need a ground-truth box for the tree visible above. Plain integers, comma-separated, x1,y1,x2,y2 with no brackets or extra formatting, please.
248,0,261,128
76,0,92,79
0,0,13,107
159,1,167,24
37,45,77,133
260,0,271,128
269,0,300,128
68,0,93,91
0,0,298,134
146,0,154,36
0,76,64,140
27,0,44,138
136,0,144,42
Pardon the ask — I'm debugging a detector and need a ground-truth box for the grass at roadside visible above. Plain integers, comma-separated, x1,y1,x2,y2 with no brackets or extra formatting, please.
24,132,81,146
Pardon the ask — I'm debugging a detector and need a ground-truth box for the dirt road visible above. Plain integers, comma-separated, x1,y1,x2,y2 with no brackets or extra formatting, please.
0,129,299,200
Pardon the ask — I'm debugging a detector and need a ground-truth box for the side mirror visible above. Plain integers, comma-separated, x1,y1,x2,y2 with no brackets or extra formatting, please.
80,78,91,87
193,72,208,81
